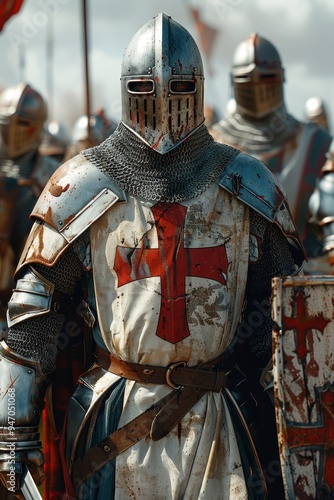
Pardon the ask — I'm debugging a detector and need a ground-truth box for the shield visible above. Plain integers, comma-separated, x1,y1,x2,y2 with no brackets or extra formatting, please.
272,275,334,499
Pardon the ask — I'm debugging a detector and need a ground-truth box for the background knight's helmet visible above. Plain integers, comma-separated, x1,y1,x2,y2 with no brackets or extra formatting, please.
39,121,69,160
231,33,285,119
120,12,205,154
305,96,330,132
64,108,116,161
72,109,115,147
0,83,47,159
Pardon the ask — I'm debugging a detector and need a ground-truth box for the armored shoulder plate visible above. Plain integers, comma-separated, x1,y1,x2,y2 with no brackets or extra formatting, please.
219,152,286,221
16,154,126,272
220,152,305,264
31,153,126,239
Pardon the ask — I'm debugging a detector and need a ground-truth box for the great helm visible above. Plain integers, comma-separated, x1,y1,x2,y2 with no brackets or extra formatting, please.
231,33,285,119
0,83,47,158
121,12,205,154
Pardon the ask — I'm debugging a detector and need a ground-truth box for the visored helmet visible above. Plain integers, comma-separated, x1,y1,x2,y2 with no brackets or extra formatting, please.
0,83,47,158
121,12,205,154
231,33,285,119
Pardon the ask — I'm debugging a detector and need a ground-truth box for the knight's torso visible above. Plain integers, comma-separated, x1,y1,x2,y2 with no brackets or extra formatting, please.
23,124,301,363
89,180,250,365
16,127,303,498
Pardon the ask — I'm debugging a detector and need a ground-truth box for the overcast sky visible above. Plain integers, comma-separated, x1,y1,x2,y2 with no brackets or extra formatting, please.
1,0,334,138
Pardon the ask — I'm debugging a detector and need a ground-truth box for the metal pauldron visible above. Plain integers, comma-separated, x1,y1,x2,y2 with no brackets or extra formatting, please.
0,340,49,450
7,265,55,328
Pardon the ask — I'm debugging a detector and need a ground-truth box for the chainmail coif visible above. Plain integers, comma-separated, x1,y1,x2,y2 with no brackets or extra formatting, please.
82,122,240,202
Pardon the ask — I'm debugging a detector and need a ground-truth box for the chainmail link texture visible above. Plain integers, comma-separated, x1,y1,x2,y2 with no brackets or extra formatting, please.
82,122,240,202
239,209,298,367
6,242,85,374
210,106,300,154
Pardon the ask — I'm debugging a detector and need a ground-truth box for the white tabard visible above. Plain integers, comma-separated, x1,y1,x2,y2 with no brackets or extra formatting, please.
89,178,250,499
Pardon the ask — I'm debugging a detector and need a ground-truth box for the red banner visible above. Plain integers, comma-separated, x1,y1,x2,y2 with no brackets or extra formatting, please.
190,8,218,62
0,0,25,31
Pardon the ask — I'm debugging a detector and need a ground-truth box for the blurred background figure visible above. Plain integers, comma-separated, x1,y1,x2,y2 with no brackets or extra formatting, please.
224,97,237,118
0,83,59,332
39,120,70,163
304,96,331,133
309,138,334,269
64,107,116,161
209,33,332,273
204,104,220,128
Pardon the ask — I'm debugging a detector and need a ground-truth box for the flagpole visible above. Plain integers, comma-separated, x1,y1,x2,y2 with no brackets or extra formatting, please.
19,44,25,82
82,0,91,142
46,17,54,121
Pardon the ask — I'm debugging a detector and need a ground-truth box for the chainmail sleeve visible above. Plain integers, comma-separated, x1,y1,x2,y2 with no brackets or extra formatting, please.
236,209,299,372
6,234,87,375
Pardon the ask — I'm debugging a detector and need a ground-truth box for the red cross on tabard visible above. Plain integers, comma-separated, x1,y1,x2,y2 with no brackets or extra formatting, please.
286,386,334,492
283,289,330,363
114,201,229,343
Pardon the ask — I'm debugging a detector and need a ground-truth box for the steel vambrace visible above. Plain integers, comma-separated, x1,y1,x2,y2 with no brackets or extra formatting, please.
0,341,49,492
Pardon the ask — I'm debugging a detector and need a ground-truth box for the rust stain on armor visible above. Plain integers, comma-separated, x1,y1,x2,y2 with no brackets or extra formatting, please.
49,181,70,197
41,205,56,228
152,133,164,149
177,125,185,139
49,182,63,197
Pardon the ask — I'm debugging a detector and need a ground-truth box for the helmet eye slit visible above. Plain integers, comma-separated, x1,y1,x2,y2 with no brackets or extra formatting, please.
169,80,196,94
127,80,154,94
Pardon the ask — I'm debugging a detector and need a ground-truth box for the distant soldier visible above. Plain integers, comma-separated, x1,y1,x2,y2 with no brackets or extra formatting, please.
305,96,331,133
210,34,332,273
0,83,59,332
64,108,116,161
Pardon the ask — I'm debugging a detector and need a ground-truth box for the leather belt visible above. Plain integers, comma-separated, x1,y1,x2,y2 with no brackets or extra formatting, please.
72,347,234,489
95,346,231,392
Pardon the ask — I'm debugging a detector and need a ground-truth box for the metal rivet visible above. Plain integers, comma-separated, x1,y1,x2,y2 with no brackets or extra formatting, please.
103,445,111,453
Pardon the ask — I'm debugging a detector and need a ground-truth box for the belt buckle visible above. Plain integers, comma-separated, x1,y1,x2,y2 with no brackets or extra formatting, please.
166,361,187,390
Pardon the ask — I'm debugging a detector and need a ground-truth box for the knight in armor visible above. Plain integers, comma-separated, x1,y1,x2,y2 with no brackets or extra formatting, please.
0,83,60,333
210,33,332,274
0,13,305,500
